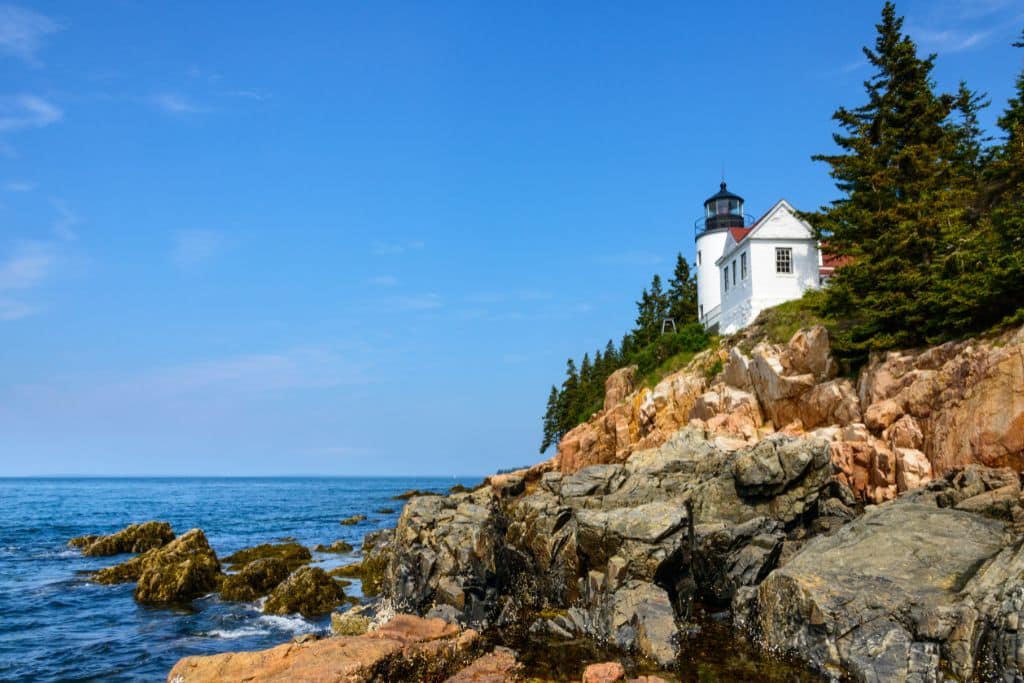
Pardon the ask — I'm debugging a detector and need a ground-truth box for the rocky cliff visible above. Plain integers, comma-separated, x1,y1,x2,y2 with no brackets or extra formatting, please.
554,325,1024,506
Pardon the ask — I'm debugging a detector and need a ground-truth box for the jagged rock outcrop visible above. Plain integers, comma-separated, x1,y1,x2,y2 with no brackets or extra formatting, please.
737,468,1024,681
223,542,312,572
552,324,1024,505
220,557,291,602
94,528,221,605
167,615,484,683
263,566,345,618
70,521,174,556
384,430,842,666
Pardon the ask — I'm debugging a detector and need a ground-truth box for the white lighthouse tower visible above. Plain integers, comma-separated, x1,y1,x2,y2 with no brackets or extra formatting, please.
695,181,748,330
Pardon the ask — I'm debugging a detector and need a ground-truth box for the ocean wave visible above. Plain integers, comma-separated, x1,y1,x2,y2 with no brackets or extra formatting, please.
258,613,317,634
203,626,268,640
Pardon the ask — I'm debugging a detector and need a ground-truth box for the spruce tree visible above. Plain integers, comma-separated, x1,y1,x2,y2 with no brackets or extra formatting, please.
633,288,655,346
539,386,559,453
649,274,669,329
667,253,698,324
555,358,580,437
810,2,960,351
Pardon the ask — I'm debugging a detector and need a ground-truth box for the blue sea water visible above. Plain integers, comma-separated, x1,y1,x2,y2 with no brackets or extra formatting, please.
0,476,475,683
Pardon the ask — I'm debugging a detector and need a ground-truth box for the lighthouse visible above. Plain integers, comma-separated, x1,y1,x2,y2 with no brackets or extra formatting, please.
695,181,747,329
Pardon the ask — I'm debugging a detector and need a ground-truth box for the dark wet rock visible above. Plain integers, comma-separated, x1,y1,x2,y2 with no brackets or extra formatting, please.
93,528,220,605
263,566,345,618
222,542,311,572
219,557,290,602
340,514,367,526
70,521,174,556
745,480,1024,682
382,429,836,665
375,507,397,514
314,539,354,553
392,489,441,501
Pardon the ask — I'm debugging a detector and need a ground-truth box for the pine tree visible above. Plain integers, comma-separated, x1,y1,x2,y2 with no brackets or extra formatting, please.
649,274,668,328
633,288,655,346
603,339,618,371
809,2,961,352
979,30,1024,324
667,253,698,324
555,358,580,437
539,386,559,453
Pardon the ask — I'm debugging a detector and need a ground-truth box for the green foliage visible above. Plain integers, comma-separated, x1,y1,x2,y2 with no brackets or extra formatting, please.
704,358,724,384
540,253,703,452
809,4,1024,364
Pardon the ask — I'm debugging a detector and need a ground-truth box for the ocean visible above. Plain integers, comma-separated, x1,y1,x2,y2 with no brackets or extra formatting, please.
0,476,474,682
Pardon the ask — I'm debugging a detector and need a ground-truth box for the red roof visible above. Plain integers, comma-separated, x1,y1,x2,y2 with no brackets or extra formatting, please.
729,227,752,243
819,242,852,276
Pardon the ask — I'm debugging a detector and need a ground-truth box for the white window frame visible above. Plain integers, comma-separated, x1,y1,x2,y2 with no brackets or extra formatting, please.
775,247,793,275
724,266,729,292
741,252,747,279
732,259,736,286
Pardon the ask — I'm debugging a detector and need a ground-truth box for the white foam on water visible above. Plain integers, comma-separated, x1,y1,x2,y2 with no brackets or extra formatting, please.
258,613,317,634
203,627,268,640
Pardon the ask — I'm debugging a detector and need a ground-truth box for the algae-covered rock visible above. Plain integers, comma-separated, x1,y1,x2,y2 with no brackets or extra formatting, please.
93,528,221,604
314,539,354,553
264,566,345,617
68,534,98,549
70,521,174,556
375,507,396,514
220,557,290,602
339,514,367,526
133,528,221,604
222,542,311,572
331,605,373,636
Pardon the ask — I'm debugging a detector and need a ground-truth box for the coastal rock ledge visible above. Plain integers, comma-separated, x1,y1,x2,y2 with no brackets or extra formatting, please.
167,615,507,683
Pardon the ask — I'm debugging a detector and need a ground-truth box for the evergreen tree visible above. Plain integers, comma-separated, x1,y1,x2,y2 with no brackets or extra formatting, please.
633,288,655,346
555,358,579,438
539,386,559,453
650,274,669,327
667,253,699,324
809,2,962,351
603,339,618,371
979,30,1024,323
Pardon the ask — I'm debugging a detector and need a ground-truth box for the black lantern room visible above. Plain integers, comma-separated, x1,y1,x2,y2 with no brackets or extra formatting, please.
702,182,745,232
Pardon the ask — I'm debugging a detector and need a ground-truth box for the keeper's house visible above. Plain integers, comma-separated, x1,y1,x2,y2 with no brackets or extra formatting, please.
694,182,837,334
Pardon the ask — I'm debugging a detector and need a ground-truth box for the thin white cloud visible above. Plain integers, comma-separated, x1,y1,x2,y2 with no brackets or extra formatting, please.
51,199,79,240
367,275,398,287
0,242,54,290
0,299,35,320
0,4,60,66
387,293,442,310
372,240,425,255
0,94,62,132
171,229,224,267
0,241,56,321
151,93,206,115
911,26,992,53
225,89,269,101
3,179,34,192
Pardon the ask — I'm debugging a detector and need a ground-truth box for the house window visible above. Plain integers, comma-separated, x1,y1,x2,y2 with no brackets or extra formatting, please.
732,260,736,286
724,267,729,292
776,247,793,274
699,304,704,319
741,253,747,279
697,250,701,266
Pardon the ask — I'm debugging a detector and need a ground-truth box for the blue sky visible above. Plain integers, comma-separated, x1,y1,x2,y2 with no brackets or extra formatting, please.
1,1,1021,476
